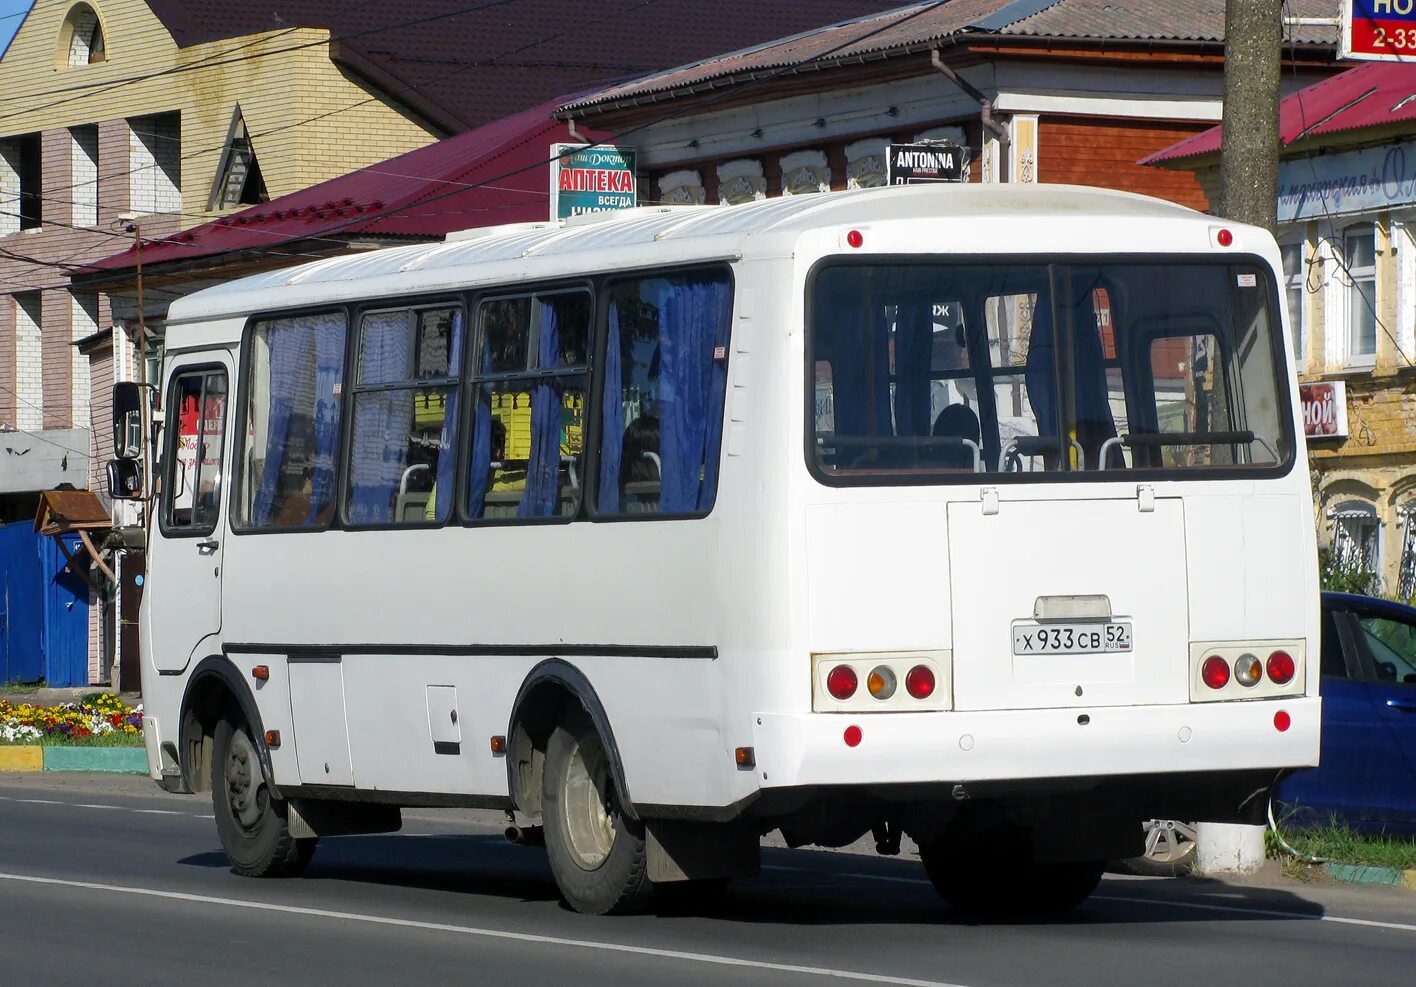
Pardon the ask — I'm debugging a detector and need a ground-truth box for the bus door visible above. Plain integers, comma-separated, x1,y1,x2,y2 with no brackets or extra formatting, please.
149,356,231,673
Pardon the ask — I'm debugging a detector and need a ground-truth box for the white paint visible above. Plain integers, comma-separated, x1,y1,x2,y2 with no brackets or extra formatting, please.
1196,822,1266,875
0,871,975,987
992,92,1222,121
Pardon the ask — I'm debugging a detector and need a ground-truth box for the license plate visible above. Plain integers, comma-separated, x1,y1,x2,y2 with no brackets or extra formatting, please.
1012,621,1132,655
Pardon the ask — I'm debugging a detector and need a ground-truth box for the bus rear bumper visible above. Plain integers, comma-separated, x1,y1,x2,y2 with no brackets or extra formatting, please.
750,697,1321,790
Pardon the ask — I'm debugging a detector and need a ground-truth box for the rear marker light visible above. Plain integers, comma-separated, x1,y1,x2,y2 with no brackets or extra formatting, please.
1234,654,1262,687
843,725,863,747
867,665,897,700
1201,655,1230,689
846,229,864,248
905,665,936,700
1267,650,1295,685
826,664,858,700
1274,710,1291,733
1217,228,1233,247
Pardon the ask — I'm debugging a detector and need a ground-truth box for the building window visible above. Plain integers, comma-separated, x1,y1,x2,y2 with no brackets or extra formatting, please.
1399,501,1416,604
62,4,105,67
209,107,267,210
70,125,98,227
128,112,181,216
1329,501,1382,591
71,290,99,427
14,293,43,431
1280,238,1306,367
0,133,43,233
1343,225,1377,363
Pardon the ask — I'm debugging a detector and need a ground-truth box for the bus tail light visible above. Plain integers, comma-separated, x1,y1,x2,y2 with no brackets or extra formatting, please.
1267,650,1295,685
826,665,858,700
1201,655,1230,689
1234,654,1262,687
867,666,897,700
905,665,936,699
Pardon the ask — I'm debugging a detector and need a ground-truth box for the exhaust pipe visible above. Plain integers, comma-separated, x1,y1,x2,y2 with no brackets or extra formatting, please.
504,824,544,847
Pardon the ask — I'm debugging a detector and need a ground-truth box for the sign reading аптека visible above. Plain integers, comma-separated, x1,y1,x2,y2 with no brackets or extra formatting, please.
550,144,637,220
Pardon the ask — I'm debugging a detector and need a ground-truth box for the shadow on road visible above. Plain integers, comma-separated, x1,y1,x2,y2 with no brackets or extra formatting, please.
179,832,1329,927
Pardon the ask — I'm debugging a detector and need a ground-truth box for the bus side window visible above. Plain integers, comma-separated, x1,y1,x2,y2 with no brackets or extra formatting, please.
595,269,732,517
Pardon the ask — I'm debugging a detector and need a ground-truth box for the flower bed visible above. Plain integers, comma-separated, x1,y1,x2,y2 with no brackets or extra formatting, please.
0,694,143,746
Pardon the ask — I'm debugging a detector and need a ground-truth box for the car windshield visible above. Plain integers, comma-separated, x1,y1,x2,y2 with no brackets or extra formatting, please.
809,259,1292,481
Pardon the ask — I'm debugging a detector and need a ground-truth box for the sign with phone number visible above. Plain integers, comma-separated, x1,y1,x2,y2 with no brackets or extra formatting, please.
1343,0,1416,61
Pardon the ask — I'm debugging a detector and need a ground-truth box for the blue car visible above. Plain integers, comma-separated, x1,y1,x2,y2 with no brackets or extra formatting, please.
1274,591,1416,836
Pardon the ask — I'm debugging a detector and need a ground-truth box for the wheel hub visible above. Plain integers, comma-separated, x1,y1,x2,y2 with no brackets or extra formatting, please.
562,735,617,870
225,729,265,830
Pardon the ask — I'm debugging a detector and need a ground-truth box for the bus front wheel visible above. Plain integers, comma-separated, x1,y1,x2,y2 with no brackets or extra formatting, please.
918,834,1103,917
211,717,316,877
541,710,653,915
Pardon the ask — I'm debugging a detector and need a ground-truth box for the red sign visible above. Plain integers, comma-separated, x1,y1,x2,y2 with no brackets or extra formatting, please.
1342,0,1416,61
1299,381,1348,439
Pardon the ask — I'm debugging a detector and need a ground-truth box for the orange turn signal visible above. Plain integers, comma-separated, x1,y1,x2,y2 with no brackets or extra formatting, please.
264,730,280,748
251,665,269,681
734,746,755,767
489,735,507,754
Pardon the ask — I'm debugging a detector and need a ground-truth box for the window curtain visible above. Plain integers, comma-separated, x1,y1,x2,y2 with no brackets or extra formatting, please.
892,298,933,436
521,301,561,517
251,323,304,524
825,302,891,440
657,274,732,513
431,310,463,523
1024,290,1114,466
596,303,624,513
466,335,493,518
307,312,347,521
347,311,413,524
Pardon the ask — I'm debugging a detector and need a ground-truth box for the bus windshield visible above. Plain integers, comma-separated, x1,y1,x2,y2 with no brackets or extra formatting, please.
809,259,1292,481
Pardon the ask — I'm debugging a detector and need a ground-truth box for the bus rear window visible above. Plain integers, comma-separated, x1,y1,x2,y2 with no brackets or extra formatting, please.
808,260,1291,482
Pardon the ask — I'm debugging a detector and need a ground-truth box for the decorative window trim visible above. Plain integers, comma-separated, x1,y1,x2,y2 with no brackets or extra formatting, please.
1339,223,1379,369
1279,234,1308,371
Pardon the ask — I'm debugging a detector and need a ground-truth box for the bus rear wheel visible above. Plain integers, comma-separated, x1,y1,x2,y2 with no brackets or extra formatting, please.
541,711,653,915
918,834,1103,917
211,717,316,877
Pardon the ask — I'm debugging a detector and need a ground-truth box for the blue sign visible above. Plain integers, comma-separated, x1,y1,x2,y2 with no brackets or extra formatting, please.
1277,141,1416,221
550,144,637,220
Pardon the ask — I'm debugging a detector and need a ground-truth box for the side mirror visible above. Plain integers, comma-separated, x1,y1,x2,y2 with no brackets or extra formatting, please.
112,382,151,459
106,458,144,501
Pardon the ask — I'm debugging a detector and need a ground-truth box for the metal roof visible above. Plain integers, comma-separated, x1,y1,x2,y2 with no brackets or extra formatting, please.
560,0,1341,114
1144,61,1416,165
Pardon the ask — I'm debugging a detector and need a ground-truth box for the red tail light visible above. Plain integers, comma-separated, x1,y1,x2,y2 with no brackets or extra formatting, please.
1267,650,1295,685
905,665,936,699
1201,655,1230,689
826,664,858,700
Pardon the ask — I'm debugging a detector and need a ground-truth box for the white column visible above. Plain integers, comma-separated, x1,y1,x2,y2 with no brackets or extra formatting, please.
1196,822,1265,875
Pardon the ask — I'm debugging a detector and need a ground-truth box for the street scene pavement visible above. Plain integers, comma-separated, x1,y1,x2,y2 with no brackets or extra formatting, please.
2,772,1413,987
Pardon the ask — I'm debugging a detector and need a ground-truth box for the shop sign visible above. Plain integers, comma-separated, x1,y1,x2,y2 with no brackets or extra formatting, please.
550,143,636,220
1341,0,1416,61
887,143,965,185
1300,381,1349,439
1277,141,1416,221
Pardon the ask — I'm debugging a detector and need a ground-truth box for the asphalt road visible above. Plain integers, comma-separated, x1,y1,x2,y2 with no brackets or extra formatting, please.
2,772,1414,986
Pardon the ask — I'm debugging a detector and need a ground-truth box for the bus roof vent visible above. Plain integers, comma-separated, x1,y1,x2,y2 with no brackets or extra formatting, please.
444,221,562,243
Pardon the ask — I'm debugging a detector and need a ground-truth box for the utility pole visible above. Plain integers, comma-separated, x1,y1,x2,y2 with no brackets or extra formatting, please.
1217,0,1282,233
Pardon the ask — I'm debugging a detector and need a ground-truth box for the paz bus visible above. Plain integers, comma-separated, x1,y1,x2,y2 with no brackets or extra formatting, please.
110,183,1319,915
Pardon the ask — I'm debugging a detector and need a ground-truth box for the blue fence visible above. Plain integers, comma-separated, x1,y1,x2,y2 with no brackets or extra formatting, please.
0,524,90,687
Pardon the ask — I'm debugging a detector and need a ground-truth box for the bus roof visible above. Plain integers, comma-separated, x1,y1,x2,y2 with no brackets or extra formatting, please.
164,183,1211,329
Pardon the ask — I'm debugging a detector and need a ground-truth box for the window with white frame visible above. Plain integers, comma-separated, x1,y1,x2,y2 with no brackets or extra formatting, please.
1343,225,1377,362
1280,238,1306,366
1330,500,1382,590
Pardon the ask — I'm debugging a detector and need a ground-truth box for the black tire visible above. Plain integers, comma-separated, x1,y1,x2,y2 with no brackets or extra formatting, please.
541,710,652,915
211,718,316,878
919,834,1104,917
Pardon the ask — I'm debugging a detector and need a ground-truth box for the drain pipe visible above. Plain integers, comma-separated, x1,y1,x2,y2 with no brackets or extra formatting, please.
931,47,1010,182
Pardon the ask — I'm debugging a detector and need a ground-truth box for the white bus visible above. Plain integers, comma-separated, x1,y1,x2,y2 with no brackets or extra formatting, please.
111,183,1320,916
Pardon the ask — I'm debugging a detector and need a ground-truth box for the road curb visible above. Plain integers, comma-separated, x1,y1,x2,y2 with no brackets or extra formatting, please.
1324,862,1416,891
0,747,146,773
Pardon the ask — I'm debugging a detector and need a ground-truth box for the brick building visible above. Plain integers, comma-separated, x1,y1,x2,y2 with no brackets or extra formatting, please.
1147,61,1416,601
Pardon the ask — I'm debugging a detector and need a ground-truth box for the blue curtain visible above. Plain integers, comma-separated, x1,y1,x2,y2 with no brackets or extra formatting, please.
657,275,731,513
307,313,347,523
1024,286,1117,467
521,301,561,517
596,303,623,514
466,334,493,518
251,323,303,524
431,310,464,522
892,299,933,437
826,301,891,440
347,311,413,524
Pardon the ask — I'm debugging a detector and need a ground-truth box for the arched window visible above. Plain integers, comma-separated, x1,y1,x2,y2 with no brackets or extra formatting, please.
62,4,106,67
1328,499,1382,589
1398,500,1416,602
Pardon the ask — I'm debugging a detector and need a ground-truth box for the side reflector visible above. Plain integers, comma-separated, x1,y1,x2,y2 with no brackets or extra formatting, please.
1274,710,1291,733
489,735,507,754
843,725,863,747
263,730,280,748
735,746,755,767
251,665,269,681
